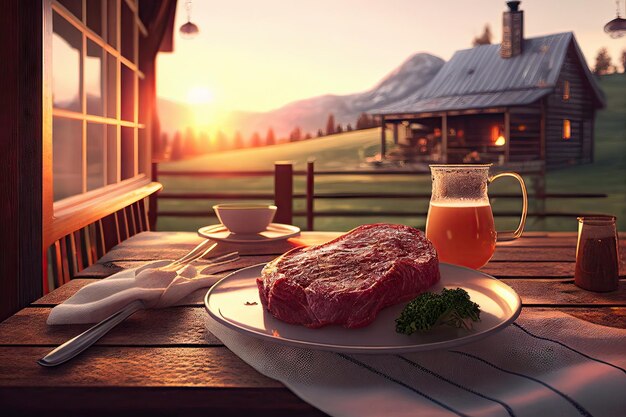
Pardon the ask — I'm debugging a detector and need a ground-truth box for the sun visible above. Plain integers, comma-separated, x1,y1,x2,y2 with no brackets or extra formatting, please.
186,86,214,104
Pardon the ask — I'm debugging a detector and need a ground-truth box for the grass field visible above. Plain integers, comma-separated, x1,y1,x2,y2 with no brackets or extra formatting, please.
158,74,626,232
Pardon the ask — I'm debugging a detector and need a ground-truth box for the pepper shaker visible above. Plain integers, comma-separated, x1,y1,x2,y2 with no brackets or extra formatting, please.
575,216,619,292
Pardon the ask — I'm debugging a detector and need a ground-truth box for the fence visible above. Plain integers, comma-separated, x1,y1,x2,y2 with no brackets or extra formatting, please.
151,161,607,231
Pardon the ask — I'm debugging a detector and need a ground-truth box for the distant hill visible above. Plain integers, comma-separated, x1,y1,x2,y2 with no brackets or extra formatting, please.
157,53,444,138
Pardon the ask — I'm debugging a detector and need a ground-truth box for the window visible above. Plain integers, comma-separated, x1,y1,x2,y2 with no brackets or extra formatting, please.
50,0,147,202
563,80,570,101
563,119,571,140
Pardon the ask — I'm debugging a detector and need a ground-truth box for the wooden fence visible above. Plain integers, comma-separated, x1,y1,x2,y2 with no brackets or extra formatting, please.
151,161,607,231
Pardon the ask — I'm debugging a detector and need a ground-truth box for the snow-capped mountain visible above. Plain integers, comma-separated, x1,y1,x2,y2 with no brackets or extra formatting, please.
158,52,444,138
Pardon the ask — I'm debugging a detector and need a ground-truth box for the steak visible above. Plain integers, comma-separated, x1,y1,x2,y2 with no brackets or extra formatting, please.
257,223,440,328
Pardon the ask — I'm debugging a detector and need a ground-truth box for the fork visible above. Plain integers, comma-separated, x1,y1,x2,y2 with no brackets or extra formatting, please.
37,245,239,367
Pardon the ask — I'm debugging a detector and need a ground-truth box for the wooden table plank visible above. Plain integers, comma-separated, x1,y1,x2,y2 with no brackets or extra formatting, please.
0,387,326,417
0,309,623,390
0,346,281,388
74,255,278,278
0,307,222,346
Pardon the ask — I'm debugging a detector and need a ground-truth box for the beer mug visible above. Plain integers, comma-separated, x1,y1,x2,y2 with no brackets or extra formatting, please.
426,164,528,269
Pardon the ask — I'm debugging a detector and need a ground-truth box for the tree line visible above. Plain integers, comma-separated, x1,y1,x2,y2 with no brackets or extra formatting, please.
161,112,382,160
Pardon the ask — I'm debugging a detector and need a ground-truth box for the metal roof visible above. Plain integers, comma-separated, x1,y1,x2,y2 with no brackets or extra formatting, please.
378,32,605,115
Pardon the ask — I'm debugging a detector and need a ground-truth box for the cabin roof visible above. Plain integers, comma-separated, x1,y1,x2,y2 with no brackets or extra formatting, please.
378,32,605,115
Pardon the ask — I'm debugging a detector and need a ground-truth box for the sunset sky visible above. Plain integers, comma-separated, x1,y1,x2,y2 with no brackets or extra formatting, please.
156,0,625,113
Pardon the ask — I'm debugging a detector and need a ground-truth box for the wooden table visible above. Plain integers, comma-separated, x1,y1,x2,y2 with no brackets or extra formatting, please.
0,231,624,416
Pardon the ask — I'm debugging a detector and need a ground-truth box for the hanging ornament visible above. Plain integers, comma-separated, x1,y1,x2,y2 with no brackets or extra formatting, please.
179,0,200,39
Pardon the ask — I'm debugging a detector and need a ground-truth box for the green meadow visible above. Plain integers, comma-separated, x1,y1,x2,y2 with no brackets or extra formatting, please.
158,74,626,233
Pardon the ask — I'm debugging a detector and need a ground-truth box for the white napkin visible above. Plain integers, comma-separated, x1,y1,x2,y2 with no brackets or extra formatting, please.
206,311,626,417
48,261,219,325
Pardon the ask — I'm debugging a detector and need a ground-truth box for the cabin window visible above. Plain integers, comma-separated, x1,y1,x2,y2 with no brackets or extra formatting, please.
563,119,571,140
563,80,570,101
49,0,147,202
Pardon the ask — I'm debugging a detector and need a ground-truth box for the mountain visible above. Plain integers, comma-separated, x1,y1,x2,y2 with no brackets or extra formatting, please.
158,52,444,138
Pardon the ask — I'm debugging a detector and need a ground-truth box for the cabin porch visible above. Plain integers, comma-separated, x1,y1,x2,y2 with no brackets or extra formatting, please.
380,107,543,165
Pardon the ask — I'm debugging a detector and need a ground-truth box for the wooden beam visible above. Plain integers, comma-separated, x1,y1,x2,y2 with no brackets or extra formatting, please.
504,109,511,163
274,162,293,225
380,117,386,158
441,114,448,163
393,123,399,145
540,99,546,160
306,160,315,231
0,0,44,321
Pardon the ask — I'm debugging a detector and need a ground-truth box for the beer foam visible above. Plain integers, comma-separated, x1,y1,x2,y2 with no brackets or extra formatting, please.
430,200,491,208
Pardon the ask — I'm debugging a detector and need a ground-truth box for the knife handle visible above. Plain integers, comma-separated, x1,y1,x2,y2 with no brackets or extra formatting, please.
37,300,145,367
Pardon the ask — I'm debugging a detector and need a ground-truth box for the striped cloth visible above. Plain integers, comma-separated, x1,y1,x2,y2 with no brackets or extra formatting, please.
206,311,626,417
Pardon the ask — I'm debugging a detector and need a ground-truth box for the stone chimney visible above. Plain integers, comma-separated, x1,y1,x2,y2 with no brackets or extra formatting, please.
501,1,524,58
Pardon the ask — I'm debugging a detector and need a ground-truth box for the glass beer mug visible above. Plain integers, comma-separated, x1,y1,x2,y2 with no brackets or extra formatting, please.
426,164,528,269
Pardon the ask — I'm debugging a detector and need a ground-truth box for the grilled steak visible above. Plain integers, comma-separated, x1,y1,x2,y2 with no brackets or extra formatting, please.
257,223,440,328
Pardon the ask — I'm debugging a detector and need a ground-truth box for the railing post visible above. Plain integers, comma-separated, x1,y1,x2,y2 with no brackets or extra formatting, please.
274,161,293,225
306,160,315,231
380,116,386,158
149,161,159,230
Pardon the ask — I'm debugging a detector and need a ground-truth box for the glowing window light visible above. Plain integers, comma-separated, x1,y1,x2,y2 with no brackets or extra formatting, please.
563,80,570,101
495,135,506,146
563,119,571,140
491,125,500,142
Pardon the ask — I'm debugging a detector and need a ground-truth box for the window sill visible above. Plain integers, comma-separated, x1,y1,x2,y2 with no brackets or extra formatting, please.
45,177,162,246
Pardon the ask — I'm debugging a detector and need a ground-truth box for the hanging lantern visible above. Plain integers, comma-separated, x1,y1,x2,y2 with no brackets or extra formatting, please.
179,0,200,39
604,1,626,38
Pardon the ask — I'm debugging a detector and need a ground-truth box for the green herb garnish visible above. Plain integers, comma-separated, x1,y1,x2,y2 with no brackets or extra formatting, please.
395,288,481,335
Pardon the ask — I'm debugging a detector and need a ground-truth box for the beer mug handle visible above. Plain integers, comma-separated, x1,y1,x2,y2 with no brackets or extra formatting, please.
489,172,528,242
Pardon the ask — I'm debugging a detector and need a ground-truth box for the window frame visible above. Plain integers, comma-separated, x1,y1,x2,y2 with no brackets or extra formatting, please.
43,0,153,247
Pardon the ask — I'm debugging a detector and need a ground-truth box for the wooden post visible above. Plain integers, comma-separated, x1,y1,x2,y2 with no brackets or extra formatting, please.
0,0,44,320
393,123,399,145
540,99,546,161
380,116,386,158
274,161,293,225
149,161,159,230
306,160,315,231
441,114,448,163
504,110,510,163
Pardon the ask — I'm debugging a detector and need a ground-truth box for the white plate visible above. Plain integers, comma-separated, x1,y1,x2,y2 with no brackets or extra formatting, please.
198,223,300,243
205,263,522,353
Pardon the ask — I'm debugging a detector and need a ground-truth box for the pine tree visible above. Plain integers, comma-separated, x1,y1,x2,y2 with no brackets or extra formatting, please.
170,131,183,160
304,132,312,140
266,128,276,146
593,48,612,75
317,128,324,137
182,127,197,156
472,24,492,46
325,114,336,135
356,113,372,130
289,126,302,142
346,124,353,131
198,132,211,154
233,131,244,149
336,124,343,133
159,132,169,157
250,132,261,147
216,131,228,150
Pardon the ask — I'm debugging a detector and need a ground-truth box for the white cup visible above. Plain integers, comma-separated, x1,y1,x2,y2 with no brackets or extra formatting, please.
213,204,277,234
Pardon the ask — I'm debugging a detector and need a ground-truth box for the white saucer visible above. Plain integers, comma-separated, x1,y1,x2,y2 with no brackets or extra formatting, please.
198,223,301,243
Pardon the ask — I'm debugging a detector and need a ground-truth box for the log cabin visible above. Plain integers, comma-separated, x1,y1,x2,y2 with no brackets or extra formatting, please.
377,1,606,170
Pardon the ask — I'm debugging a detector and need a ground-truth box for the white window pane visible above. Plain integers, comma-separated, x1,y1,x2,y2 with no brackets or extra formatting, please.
52,12,82,112
86,40,104,115
53,118,83,200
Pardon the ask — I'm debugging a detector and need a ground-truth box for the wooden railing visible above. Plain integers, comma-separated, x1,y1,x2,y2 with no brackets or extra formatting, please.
153,161,608,231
